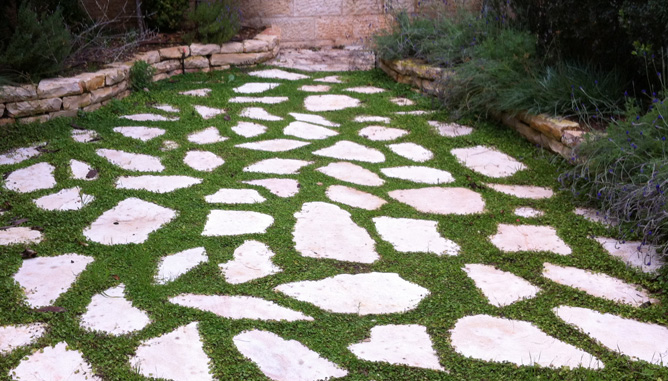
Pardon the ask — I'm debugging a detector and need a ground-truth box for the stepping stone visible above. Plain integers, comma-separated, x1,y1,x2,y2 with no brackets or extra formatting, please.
179,88,211,97
248,69,309,80
381,166,454,184
451,146,527,178
277,272,429,315
293,202,379,263
240,107,283,121
153,104,179,113
220,240,281,284
326,185,386,210
243,178,300,198
187,127,228,144
554,305,668,366
594,237,664,273
289,112,340,127
236,139,310,152
13,253,94,308
83,198,176,245
314,75,343,83
0,227,42,246
170,294,311,321
390,97,415,106
486,183,553,199
80,284,150,335
234,82,280,94
284,121,338,140
184,150,225,172
373,216,459,256
349,324,444,371
130,322,213,381
4,162,56,193
514,207,544,218
389,187,485,215
0,143,43,165
317,162,384,186
429,121,473,137
542,263,656,306
205,188,266,204
194,105,225,119
359,126,407,141
155,247,208,285
489,224,571,255
244,158,312,175
0,323,46,354
345,86,386,94
574,207,617,226
234,330,348,381
70,160,97,180
231,121,267,137
299,84,331,92
396,110,433,115
462,264,540,307
34,187,94,211
202,210,273,236
304,94,361,112
121,113,178,121
72,129,100,142
387,142,433,162
354,115,390,124
313,141,385,163
161,140,179,151
230,96,289,104
450,315,602,369
96,149,164,172
115,175,202,193
113,126,165,141
11,342,101,380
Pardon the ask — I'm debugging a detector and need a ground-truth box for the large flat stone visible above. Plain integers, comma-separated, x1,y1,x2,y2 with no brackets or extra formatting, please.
120,113,178,122
220,240,281,284
230,96,289,104
244,158,312,175
232,121,267,137
169,294,311,321
345,86,386,94
359,126,407,141
72,129,99,143
373,216,459,256
429,121,473,137
304,94,361,112
486,183,554,199
248,69,309,80
489,224,571,255
463,264,540,307
317,162,384,186
326,185,386,210
381,166,454,184
4,162,56,193
387,142,433,162
80,284,150,335
240,107,283,121
37,77,84,98
180,88,212,97
236,139,310,152
289,112,340,127
514,207,545,218
243,178,300,197
34,187,94,211
594,237,664,273
234,82,280,94
155,247,208,285
0,323,46,354
187,127,228,144
389,187,485,215
184,151,225,172
354,115,390,124
451,146,527,178
11,342,101,380
96,149,164,172
194,105,226,120
299,84,331,92
202,210,273,236
70,160,97,180
205,188,266,204
284,121,338,140
0,143,43,165
0,227,42,246
313,141,385,163
115,175,202,193
113,126,165,141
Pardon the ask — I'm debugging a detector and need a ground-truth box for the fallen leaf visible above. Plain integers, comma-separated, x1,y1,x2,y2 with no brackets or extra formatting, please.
86,169,98,179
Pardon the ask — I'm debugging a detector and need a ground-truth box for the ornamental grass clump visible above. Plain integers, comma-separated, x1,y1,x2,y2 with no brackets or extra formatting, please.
184,0,241,45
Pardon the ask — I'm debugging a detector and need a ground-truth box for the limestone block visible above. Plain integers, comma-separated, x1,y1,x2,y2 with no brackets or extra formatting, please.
562,130,585,147
98,68,127,86
83,103,102,112
152,60,181,74
269,19,315,42
316,16,354,41
220,42,244,54
37,78,84,98
520,113,581,140
90,86,114,104
295,0,342,16
184,56,209,69
17,114,50,124
0,85,37,102
190,43,220,56
343,0,382,14
254,33,279,49
7,98,62,118
74,72,106,92
352,14,388,40
63,93,92,110
134,50,161,64
109,81,128,97
210,52,270,66
244,39,269,53
159,46,189,60
50,109,78,119
242,0,291,17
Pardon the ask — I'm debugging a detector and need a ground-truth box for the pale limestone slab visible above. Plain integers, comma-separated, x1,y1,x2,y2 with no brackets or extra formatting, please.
115,175,202,193
184,150,225,172
4,162,56,193
244,158,312,175
194,105,226,120
381,166,454,185
180,88,212,97
234,82,280,94
0,143,43,165
80,284,150,335
395,110,433,115
317,162,384,186
170,294,311,321
315,75,343,83
313,141,385,163
348,324,444,371
236,139,310,152
162,140,179,151
489,224,572,255
96,149,164,172
72,129,100,143
153,104,179,113
187,127,228,144
326,185,386,210
514,207,545,218
299,84,331,92
34,187,94,211
374,216,459,256
450,315,602,369
276,272,430,315
248,69,309,80
205,188,266,204
289,112,340,127
486,183,554,199
11,342,101,380
389,187,485,215
120,113,178,122
220,240,281,284
594,237,664,273
240,107,283,121
574,207,617,226
243,178,300,198
542,263,656,306
345,86,386,94
13,253,94,308
70,159,97,180
354,115,391,124
390,97,415,106
202,210,273,236
130,322,213,381
304,94,361,112
293,202,379,263
0,323,46,354
232,121,267,137
234,330,348,381
554,306,668,366
462,264,540,307
155,247,208,284
359,126,407,141
230,96,289,104
284,121,338,140
451,146,527,178
113,126,165,141
387,142,434,162
83,198,176,245
0,227,42,246
429,121,473,137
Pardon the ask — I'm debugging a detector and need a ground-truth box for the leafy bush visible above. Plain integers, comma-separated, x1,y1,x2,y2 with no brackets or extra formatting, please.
184,0,241,44
143,0,190,31
129,60,155,91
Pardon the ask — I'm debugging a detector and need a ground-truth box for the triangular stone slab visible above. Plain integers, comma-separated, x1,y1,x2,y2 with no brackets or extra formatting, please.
11,342,101,380
0,323,47,354
451,146,527,178
248,69,309,80
153,104,179,112
220,240,281,284
155,247,208,285
180,88,212,97
244,158,312,175
4,162,56,193
0,227,42,246
230,96,289,104
202,210,273,236
194,105,225,120
234,82,280,93
96,149,164,172
0,143,43,165
236,139,310,152
462,264,540,307
373,216,459,256
232,121,267,137
389,187,485,215
184,151,225,172
187,127,228,144
429,121,473,137
115,175,202,193
359,126,406,141
326,185,386,210
489,224,571,255
70,159,97,180
113,126,165,141
121,113,178,121
317,162,384,186
243,178,300,197
205,189,266,204
313,141,385,163
284,121,338,140
240,107,283,121
304,95,360,112
594,237,664,273
486,183,553,199
34,187,94,211
381,166,454,184
289,112,340,127
387,142,433,162
169,294,311,321
80,284,150,335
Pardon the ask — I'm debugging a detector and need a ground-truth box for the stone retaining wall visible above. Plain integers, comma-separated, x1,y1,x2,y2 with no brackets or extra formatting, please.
0,28,280,126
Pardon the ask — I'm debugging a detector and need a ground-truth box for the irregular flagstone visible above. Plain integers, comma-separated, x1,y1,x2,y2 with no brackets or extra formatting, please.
243,178,300,198
0,323,46,354
489,224,571,255
451,146,527,178
293,202,379,263
594,237,664,273
389,187,485,215
387,142,434,162
248,69,309,80
345,86,386,94
326,185,386,210
180,88,212,97
317,162,384,186
121,113,178,122
315,75,343,83
194,105,226,120
304,94,361,112
429,121,473,137
72,129,100,143
289,112,340,127
450,315,603,369
0,143,44,165
348,324,444,371
205,188,266,204
374,216,459,256
130,322,213,381
34,187,94,211
153,104,179,113
80,284,150,335
169,294,311,321
187,127,228,144
486,183,554,199
233,330,348,381
574,207,618,226
184,150,225,172
234,82,280,94
0,227,42,246
230,96,289,104
202,210,274,236
244,158,312,175
220,240,281,284
115,175,202,193
240,107,283,121
113,126,165,141
554,305,668,366
96,149,164,172
359,126,407,141
390,97,415,106
514,207,545,218
313,141,385,163
236,139,310,152
13,253,94,308
11,342,101,380
155,247,208,285
354,115,391,124
542,263,656,306
70,159,97,180
462,264,540,307
276,272,430,315
284,121,338,140
83,198,176,245
4,162,56,193
381,166,454,184
299,84,331,92
232,121,267,137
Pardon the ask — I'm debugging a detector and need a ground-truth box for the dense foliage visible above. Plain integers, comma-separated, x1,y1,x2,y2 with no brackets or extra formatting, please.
143,0,190,31
184,0,241,44
129,60,156,91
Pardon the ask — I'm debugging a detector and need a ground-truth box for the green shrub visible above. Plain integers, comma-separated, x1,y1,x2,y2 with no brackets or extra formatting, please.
144,0,190,31
129,60,155,91
184,0,241,44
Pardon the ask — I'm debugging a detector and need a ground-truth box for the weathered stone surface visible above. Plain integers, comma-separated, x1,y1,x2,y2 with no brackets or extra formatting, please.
155,247,208,284
284,121,338,140
315,75,343,83
202,210,274,236
381,166,454,184
11,342,101,380
210,52,270,66
0,143,43,165
240,107,283,121
452,146,527,178
289,112,340,127
115,175,202,193
159,46,190,60
389,187,485,215
249,68,309,80
220,41,244,54
463,264,540,307
171,294,311,321
390,97,415,106
244,158,312,174
594,237,664,273
234,82,280,94
133,50,161,64
70,159,97,180
255,32,279,49
74,72,106,91
80,284,150,335
429,121,473,137
188,127,227,144
236,139,310,152
99,67,128,86
190,43,220,56
184,150,225,172
313,140,385,163
520,113,581,140
0,227,42,246
489,224,572,255
486,183,554,199
185,56,209,69
317,162,384,186
244,39,269,53
63,93,92,110
205,188,265,204
374,216,459,256
326,185,386,210
243,178,300,198
152,59,181,74
153,104,179,113
17,114,51,124
220,240,281,284
194,105,226,119
72,129,99,143
232,121,267,137
0,323,46,354
299,84,331,92
359,126,407,141
388,142,433,162
37,77,83,98
113,126,165,141
6,98,62,118
97,149,164,172
0,84,37,102
514,207,544,218
229,96,289,104
4,162,56,193
304,94,360,111
90,86,113,104
34,187,94,211
50,109,78,119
